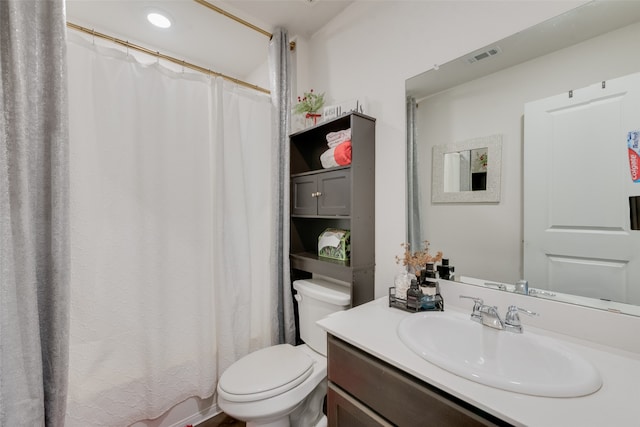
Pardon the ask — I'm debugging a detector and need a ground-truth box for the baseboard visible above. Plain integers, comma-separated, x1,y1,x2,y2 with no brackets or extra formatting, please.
129,396,220,427
169,403,220,427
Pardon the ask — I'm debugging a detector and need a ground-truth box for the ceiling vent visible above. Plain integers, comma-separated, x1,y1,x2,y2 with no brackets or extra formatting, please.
466,46,502,64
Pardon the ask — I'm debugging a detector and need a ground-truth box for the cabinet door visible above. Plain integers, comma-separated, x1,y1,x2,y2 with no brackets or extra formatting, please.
328,335,505,427
318,169,351,216
291,175,318,216
328,383,392,427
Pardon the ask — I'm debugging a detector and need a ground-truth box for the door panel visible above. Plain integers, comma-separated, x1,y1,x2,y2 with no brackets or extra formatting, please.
291,176,318,216
318,169,351,216
524,72,640,304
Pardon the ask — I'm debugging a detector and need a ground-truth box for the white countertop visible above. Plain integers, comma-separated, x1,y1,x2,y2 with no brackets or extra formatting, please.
317,296,640,427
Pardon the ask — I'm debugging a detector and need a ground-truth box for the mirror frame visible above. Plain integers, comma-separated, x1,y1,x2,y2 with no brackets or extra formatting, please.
432,134,502,203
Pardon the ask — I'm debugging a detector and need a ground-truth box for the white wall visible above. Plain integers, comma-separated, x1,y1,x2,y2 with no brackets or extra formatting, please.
416,21,640,285
305,0,585,297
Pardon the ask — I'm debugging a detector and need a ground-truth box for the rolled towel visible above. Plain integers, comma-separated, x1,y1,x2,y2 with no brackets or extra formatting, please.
320,140,352,168
326,128,351,148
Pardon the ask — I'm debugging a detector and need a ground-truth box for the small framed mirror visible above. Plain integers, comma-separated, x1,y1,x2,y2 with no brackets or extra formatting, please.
432,134,502,203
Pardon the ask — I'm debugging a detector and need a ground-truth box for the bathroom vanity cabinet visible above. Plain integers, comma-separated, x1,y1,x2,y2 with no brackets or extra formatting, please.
326,334,509,427
289,113,375,306
319,293,640,426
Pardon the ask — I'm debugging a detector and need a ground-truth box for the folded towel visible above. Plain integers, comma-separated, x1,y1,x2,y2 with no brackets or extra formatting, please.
326,128,351,148
320,140,352,168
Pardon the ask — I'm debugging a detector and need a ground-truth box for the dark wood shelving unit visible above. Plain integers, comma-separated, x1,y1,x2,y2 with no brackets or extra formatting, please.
289,112,375,307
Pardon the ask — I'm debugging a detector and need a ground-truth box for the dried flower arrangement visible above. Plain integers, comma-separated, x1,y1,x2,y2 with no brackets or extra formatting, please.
294,89,325,115
395,241,443,273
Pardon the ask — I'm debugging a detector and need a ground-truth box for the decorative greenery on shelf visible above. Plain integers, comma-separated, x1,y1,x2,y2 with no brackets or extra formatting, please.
294,89,325,115
395,241,443,273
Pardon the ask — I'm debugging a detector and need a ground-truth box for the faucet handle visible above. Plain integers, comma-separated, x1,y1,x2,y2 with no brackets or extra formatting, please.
505,305,538,333
459,295,483,307
459,295,484,322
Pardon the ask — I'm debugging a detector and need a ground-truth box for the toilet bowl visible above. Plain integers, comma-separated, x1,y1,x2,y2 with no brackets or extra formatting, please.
216,278,350,427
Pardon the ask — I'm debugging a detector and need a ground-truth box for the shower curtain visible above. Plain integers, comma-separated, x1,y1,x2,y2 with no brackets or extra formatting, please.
65,33,274,425
406,96,422,249
269,28,296,345
0,1,70,426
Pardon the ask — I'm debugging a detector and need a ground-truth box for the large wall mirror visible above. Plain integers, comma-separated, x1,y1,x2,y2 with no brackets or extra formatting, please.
406,0,640,316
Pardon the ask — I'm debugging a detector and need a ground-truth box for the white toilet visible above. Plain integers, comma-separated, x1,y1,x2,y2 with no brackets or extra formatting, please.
216,278,351,427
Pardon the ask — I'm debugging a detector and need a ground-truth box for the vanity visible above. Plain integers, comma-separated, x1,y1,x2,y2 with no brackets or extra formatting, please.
326,333,506,426
318,280,640,426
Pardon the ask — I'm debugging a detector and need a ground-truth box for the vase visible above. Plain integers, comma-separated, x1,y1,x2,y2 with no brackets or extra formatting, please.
305,112,322,127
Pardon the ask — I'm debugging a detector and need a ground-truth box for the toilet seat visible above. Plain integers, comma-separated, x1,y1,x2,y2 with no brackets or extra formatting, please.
217,344,314,403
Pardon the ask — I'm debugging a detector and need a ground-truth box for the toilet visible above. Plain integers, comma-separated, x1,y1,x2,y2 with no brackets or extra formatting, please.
216,278,351,427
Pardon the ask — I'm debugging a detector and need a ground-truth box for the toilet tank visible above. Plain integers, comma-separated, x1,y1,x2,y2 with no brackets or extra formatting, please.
293,278,351,356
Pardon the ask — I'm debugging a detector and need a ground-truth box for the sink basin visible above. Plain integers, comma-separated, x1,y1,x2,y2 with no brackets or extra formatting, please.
397,311,602,397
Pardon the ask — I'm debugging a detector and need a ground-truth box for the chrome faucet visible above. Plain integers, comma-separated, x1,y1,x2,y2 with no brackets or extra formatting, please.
459,295,483,323
514,279,529,295
484,282,507,291
504,305,538,333
459,296,503,329
477,304,504,330
459,295,538,333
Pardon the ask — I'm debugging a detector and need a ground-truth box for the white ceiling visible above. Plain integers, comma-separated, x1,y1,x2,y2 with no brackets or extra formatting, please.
65,0,352,83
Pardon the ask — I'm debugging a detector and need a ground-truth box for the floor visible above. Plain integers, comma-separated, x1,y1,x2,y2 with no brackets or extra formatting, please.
196,412,245,427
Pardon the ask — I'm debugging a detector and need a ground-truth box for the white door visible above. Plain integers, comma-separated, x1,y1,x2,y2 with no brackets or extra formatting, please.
524,73,640,305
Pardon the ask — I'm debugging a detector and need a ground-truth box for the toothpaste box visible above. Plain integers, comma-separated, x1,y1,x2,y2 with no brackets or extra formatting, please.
628,130,640,182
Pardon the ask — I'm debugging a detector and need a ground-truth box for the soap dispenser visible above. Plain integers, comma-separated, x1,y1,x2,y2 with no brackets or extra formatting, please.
406,279,423,310
425,262,437,279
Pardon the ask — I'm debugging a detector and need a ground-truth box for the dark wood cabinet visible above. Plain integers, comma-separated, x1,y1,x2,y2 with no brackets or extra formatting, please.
328,382,392,427
289,113,375,307
327,335,511,427
291,168,351,216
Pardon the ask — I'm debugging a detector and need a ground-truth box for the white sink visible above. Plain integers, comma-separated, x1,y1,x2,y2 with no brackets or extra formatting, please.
397,310,602,397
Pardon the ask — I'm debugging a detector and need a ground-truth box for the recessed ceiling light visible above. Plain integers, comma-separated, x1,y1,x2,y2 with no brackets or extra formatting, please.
147,12,171,29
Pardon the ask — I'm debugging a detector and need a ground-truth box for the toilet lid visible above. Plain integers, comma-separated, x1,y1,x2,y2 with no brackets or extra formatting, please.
218,344,314,402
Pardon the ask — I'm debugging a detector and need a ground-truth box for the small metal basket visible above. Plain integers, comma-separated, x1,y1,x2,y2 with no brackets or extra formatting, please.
388,287,444,313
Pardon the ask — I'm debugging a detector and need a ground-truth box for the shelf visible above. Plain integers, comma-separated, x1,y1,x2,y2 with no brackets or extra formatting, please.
290,252,352,282
290,165,350,179
289,112,375,307
289,112,375,139
291,215,351,220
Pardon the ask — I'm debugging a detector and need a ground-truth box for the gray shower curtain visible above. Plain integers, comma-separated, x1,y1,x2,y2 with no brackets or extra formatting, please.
0,1,70,426
268,28,296,345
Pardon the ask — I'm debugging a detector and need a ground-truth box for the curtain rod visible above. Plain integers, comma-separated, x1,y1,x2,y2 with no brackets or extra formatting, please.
66,22,271,95
193,0,296,51
193,0,272,38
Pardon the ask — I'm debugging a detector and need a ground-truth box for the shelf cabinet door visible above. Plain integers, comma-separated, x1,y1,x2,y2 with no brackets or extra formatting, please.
318,169,350,216
291,175,318,216
291,169,351,216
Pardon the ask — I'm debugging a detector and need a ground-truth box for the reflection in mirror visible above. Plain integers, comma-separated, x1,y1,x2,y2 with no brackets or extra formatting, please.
443,152,469,192
444,148,488,192
432,135,501,203
406,1,640,316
